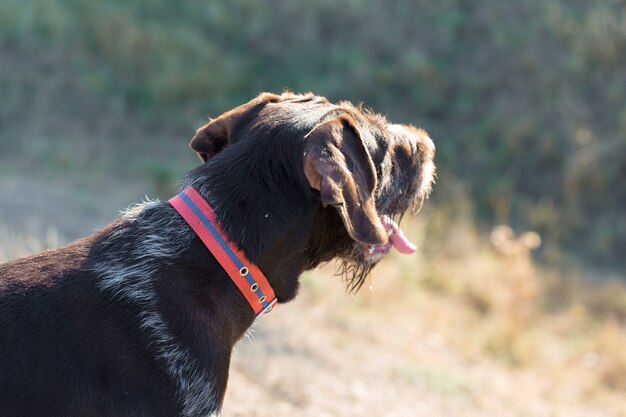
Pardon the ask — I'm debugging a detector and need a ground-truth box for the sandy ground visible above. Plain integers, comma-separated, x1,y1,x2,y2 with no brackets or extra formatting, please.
1,174,624,417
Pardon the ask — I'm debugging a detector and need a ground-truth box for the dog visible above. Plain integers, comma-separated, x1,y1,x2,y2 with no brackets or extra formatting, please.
0,92,435,417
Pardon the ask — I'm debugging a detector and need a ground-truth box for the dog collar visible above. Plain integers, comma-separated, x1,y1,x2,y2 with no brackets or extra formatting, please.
169,186,277,317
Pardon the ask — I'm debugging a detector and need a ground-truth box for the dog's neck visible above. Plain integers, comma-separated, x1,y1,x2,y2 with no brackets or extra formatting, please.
92,171,317,414
169,186,277,317
182,155,317,305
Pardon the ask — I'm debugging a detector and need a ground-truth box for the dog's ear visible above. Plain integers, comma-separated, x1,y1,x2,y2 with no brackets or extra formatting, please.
190,118,229,162
190,92,281,162
304,114,387,245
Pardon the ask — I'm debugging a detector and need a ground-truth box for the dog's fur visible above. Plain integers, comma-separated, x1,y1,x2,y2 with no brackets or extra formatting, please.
0,92,435,417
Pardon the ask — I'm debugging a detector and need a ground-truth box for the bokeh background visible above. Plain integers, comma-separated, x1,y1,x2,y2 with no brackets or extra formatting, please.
1,1,625,416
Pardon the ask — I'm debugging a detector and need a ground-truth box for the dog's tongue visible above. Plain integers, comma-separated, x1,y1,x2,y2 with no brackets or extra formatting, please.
381,216,417,254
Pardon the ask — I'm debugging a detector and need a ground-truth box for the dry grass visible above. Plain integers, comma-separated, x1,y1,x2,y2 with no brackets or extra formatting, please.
0,225,60,262
223,212,626,416
391,217,626,414
1,177,625,416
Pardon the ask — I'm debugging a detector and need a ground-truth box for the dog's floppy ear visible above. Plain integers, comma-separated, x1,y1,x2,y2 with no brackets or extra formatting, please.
190,92,281,162
303,114,387,245
190,118,229,162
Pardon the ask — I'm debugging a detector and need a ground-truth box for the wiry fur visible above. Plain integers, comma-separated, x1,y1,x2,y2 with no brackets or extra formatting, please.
94,201,217,417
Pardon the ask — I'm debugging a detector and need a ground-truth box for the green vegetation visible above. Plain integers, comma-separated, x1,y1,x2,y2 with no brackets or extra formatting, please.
1,2,626,413
0,0,624,268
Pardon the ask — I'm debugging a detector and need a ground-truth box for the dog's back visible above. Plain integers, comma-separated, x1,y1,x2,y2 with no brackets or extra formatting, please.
0,228,181,417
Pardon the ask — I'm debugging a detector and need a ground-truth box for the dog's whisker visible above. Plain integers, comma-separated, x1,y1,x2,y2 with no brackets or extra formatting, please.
243,325,257,343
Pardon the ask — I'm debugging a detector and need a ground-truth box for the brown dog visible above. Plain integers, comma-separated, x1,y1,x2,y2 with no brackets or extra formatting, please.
0,92,435,417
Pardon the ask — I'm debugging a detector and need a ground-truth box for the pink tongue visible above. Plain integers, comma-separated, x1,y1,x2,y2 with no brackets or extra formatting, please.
382,216,417,254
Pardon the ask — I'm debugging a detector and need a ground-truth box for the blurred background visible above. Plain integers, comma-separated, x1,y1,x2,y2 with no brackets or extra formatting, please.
1,1,625,415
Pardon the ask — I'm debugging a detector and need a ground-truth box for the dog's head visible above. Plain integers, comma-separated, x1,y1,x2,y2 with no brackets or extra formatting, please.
190,92,435,292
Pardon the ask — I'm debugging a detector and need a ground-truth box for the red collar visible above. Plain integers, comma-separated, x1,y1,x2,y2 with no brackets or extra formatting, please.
169,186,277,317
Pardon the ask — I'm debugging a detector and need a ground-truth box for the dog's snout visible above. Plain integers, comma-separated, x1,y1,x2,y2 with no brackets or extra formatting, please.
422,134,435,153
387,123,435,160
